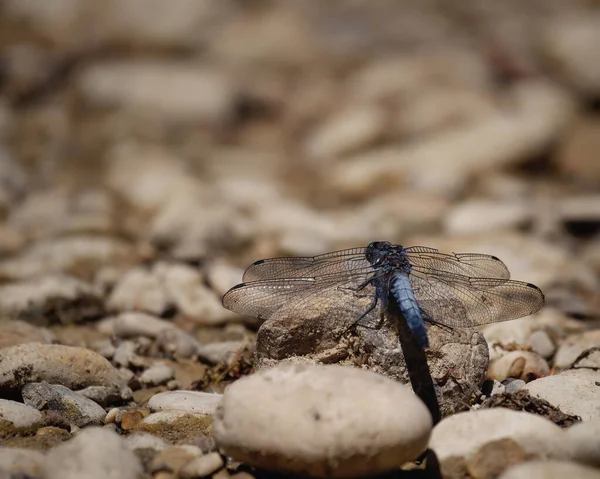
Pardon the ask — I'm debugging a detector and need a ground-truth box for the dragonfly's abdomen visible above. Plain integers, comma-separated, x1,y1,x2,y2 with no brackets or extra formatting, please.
391,273,429,348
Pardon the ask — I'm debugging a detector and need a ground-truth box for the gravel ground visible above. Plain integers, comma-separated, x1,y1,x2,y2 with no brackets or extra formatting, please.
0,1,599,478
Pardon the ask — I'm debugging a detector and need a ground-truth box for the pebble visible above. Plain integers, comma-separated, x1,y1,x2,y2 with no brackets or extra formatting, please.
498,460,600,479
0,343,127,394
111,311,175,338
524,370,600,421
76,385,133,407
42,427,143,479
430,408,564,463
196,340,250,365
139,362,175,387
156,328,202,358
147,391,222,416
555,116,600,184
204,260,245,298
0,275,104,325
0,319,55,349
0,447,45,477
554,330,600,369
111,341,141,368
564,420,600,467
0,399,43,437
107,266,171,316
488,351,550,382
213,363,433,478
124,431,170,452
528,330,556,359
78,61,234,123
180,452,225,479
136,411,212,444
22,383,107,427
504,379,527,394
444,199,531,236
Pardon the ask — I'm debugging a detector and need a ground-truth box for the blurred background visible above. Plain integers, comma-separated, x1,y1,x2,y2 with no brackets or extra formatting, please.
0,0,599,321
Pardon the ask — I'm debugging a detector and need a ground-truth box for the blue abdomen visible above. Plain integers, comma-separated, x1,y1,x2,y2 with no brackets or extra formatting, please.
391,273,429,348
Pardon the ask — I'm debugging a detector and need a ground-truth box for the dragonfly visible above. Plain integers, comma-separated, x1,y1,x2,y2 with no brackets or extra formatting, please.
222,241,545,348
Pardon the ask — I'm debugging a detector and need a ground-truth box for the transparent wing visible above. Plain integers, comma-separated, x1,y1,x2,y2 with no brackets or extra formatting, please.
242,248,370,282
405,246,511,280
409,271,545,328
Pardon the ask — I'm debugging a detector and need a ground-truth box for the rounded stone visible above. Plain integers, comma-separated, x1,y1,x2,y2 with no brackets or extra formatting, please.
147,391,222,415
498,460,600,479
0,399,43,437
213,363,433,478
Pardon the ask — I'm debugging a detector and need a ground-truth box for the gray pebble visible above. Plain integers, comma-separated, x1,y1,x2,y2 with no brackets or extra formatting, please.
180,452,225,479
139,362,174,387
0,399,43,437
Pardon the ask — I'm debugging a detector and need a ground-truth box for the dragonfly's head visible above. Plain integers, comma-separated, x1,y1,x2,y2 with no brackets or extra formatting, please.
365,241,393,266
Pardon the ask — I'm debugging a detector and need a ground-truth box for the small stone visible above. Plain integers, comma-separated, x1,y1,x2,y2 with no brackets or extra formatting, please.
529,330,555,359
196,341,250,365
156,328,202,359
105,408,119,424
488,351,550,382
125,431,170,452
430,408,564,463
524,370,600,421
498,460,600,479
205,260,244,298
0,447,44,477
150,445,202,475
42,427,143,479
0,343,127,394
0,319,54,349
112,341,141,368
77,385,133,407
139,363,174,387
444,199,531,236
22,383,107,427
180,452,225,479
121,411,144,431
213,363,432,477
0,399,43,438
504,379,527,394
466,438,532,479
107,266,171,316
147,391,222,416
554,330,600,369
136,411,212,444
0,275,104,325
112,312,175,338
555,116,600,184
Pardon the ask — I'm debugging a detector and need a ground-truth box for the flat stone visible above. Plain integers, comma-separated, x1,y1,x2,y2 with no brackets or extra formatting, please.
213,363,433,478
524,370,600,421
0,343,127,394
499,460,600,479
22,383,107,427
430,408,564,463
0,400,43,438
147,391,222,416
136,411,212,444
42,427,143,479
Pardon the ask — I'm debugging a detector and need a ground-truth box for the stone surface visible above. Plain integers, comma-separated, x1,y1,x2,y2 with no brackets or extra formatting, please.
136,411,212,444
124,431,170,452
139,363,174,387
179,452,225,479
488,351,550,382
430,408,565,463
0,399,43,438
22,383,107,427
444,199,531,236
524,370,600,421
564,420,600,467
554,330,600,369
42,427,143,479
499,460,600,479
0,343,127,394
213,363,433,478
0,447,45,477
147,391,222,415
0,319,55,349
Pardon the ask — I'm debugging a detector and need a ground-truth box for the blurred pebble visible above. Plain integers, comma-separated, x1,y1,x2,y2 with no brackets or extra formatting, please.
0,447,45,477
42,427,142,479
0,236,131,281
0,343,127,394
498,460,600,479
156,328,202,359
564,420,600,467
0,399,43,437
430,409,564,463
0,319,55,349
150,445,202,475
147,391,222,416
524,370,600,421
180,452,225,479
444,200,531,236
125,431,170,452
121,411,145,431
22,383,107,427
213,363,432,478
542,15,600,97
139,362,174,387
78,61,234,123
136,411,212,444
196,340,250,365
555,116,600,184
112,312,175,338
528,330,555,358
488,351,550,382
0,148,27,215
0,275,104,325
107,266,171,316
205,260,244,297
304,104,386,161
112,341,141,368
554,330,600,369
77,385,132,407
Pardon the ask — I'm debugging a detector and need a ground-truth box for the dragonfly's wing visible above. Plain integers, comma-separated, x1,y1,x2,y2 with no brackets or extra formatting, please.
242,248,370,282
409,272,545,328
405,246,511,280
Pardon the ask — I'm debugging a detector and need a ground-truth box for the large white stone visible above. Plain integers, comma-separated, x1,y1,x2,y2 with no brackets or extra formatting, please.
213,363,432,478
499,460,600,479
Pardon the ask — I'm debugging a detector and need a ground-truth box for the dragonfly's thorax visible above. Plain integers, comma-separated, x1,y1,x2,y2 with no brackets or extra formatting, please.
365,241,412,275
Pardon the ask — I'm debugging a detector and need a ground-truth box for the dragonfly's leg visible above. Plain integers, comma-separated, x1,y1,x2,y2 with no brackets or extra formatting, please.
424,316,456,335
354,284,387,330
